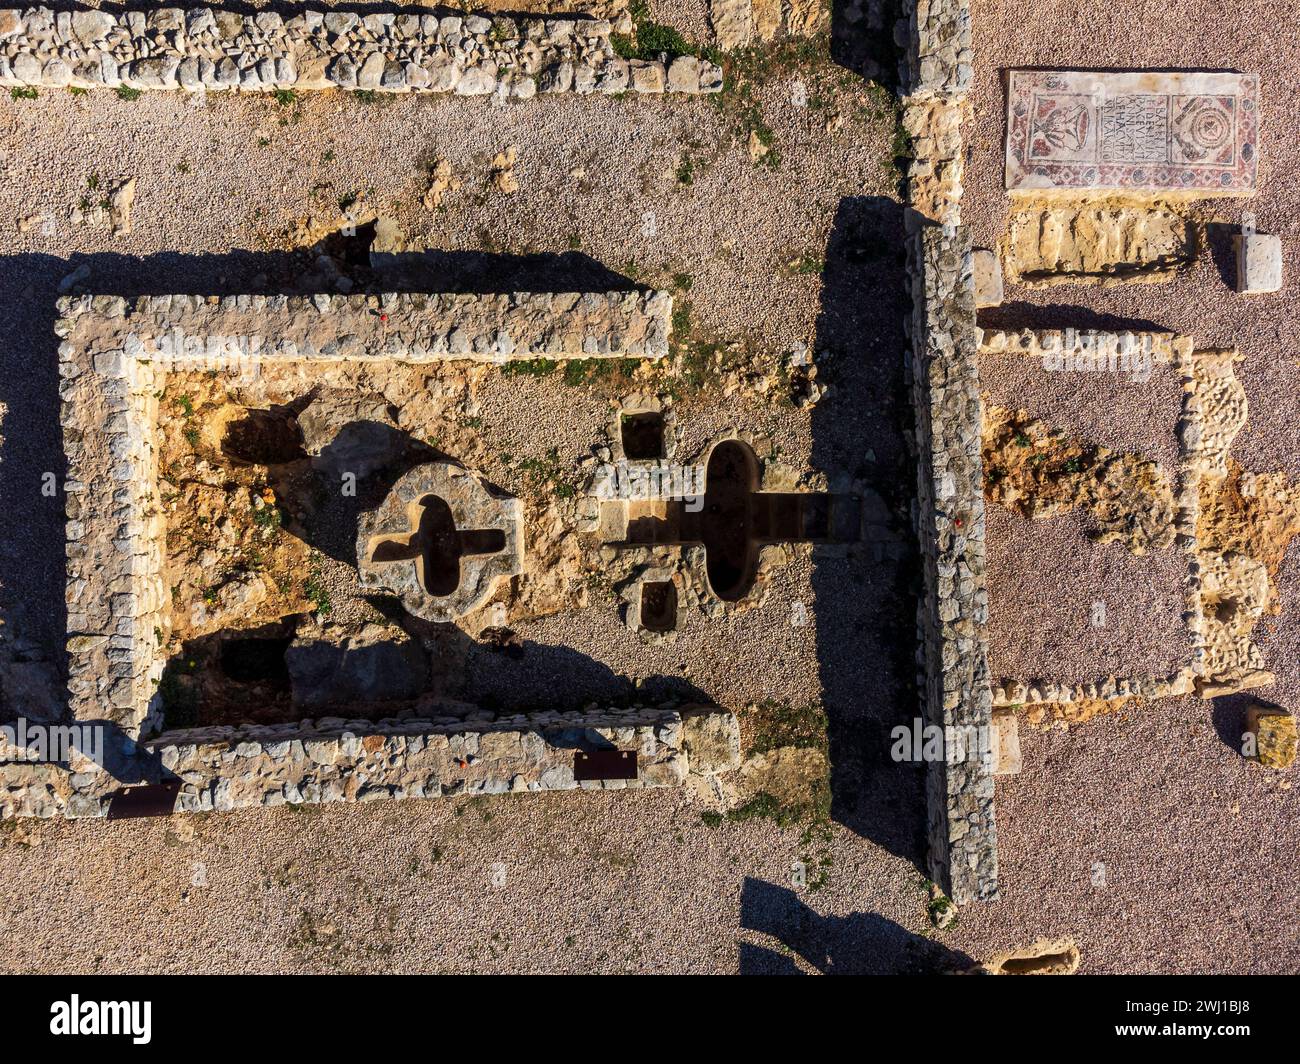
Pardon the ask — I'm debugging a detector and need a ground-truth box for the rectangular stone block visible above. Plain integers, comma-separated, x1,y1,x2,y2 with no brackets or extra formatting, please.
1005,70,1259,194
1235,230,1283,294
991,707,1021,775
972,248,1004,308
1246,703,1296,769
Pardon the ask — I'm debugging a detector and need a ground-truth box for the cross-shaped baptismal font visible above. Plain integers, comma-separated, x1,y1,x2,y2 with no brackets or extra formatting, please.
606,439,861,602
358,462,523,622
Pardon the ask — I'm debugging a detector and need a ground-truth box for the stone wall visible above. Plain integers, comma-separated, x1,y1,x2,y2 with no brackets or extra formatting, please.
902,0,971,98
907,223,997,904
901,0,971,225
142,705,739,814
0,7,723,96
58,302,168,738
56,287,670,736
64,290,674,368
0,703,741,818
901,0,997,903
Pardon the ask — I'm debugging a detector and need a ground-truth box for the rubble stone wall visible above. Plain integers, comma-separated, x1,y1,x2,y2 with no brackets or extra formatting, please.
58,302,168,738
0,7,723,96
902,0,998,903
907,222,997,904
63,290,673,367
143,706,733,814
1,704,741,818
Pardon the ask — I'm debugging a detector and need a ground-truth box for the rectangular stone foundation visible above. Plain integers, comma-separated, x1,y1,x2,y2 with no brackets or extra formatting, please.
58,290,670,734
3,288,685,821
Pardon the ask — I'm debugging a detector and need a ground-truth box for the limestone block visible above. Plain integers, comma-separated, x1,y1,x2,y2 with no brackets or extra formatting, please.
982,938,1081,975
1246,703,1296,769
710,0,754,49
680,706,741,775
991,707,1020,775
1235,230,1282,295
972,248,1004,308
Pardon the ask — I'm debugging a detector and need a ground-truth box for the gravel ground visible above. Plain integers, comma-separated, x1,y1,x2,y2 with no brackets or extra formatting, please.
979,350,1184,470
979,346,1189,685
0,787,946,975
950,692,1300,974
985,506,1192,685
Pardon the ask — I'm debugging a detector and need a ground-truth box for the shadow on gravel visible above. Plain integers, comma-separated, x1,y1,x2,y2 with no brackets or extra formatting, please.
153,613,709,731
739,877,976,974
978,301,1166,334
809,195,928,875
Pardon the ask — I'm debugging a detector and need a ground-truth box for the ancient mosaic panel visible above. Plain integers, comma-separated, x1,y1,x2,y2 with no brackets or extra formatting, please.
1005,70,1259,193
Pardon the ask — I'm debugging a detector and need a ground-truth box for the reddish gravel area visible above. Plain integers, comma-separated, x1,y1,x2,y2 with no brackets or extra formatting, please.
952,693,1300,974
965,0,1300,973
979,348,1184,470
985,506,1193,685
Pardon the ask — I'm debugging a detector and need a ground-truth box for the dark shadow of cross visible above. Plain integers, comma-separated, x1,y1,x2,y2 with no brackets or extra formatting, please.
369,495,506,597
616,440,861,602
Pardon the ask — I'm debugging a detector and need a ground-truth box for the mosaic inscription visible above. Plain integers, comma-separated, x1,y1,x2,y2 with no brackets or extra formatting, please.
1006,70,1258,193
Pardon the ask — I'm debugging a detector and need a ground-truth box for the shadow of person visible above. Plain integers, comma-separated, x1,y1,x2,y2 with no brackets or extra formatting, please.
739,877,977,974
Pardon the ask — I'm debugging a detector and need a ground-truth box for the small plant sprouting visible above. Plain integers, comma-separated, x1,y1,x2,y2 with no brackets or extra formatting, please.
10,86,38,101
115,86,143,102
303,571,332,616
790,252,824,276
500,358,557,378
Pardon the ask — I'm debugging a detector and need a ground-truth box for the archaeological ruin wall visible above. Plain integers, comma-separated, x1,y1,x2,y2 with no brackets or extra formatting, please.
0,7,723,96
0,286,751,820
902,0,999,904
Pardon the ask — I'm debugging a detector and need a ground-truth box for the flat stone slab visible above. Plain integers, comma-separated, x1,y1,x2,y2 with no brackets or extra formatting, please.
1005,70,1259,194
